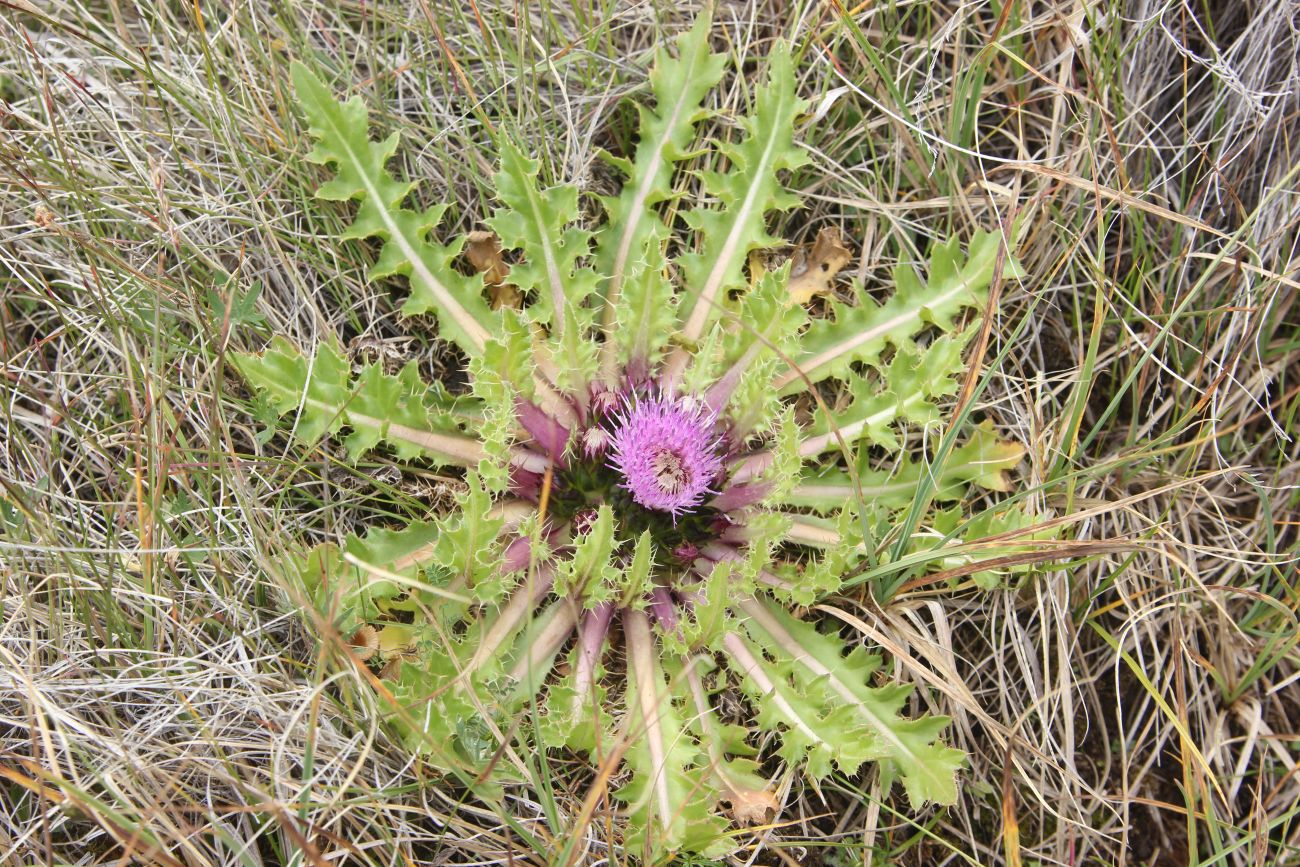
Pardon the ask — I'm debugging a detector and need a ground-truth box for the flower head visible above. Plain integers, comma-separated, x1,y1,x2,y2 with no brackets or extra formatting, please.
606,390,723,517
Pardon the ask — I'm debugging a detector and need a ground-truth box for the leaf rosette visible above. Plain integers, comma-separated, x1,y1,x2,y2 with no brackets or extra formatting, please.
234,16,1031,859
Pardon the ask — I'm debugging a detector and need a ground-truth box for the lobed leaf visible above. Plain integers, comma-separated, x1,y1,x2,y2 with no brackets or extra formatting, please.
681,658,778,827
389,649,496,769
798,331,972,456
539,603,615,751
611,265,678,370
619,611,730,859
433,473,508,602
931,503,1052,590
468,311,536,490
768,506,865,605
776,229,1022,391
734,597,964,805
785,420,1027,511
292,518,449,637
672,46,810,353
233,337,483,465
594,15,726,324
488,142,601,331
292,63,499,355
547,305,600,397
705,266,805,424
553,505,619,599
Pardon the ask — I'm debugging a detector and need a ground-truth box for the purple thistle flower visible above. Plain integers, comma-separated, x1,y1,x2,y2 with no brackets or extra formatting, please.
606,390,724,517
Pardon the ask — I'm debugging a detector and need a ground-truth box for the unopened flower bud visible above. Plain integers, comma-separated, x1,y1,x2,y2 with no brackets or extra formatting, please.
590,386,619,418
581,426,612,459
672,541,700,562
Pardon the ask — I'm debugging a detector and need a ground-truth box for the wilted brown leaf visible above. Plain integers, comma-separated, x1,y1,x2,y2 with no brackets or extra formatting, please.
348,625,379,661
465,230,521,309
724,786,780,825
787,226,852,305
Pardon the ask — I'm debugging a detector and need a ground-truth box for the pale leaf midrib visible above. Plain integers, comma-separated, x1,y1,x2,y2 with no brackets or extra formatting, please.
523,179,567,335
739,597,942,786
628,612,675,832
680,88,792,343
324,107,489,352
299,394,484,465
608,44,703,301
797,390,928,457
776,277,974,390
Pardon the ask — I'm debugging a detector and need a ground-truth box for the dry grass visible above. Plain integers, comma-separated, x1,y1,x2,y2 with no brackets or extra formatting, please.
2,0,1298,864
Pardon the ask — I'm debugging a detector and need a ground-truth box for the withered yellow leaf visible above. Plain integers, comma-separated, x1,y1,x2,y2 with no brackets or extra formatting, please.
786,226,851,305
465,230,521,309
724,786,780,825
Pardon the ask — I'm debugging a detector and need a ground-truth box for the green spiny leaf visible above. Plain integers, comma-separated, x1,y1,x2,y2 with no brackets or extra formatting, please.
710,266,805,429
736,597,964,805
679,657,777,826
538,602,615,752
620,611,730,858
503,599,578,701
348,361,466,459
786,420,1026,511
615,531,656,608
291,63,499,355
680,325,725,397
594,15,727,317
235,336,349,444
612,265,677,368
771,507,864,605
548,305,600,397
540,661,612,751
678,562,736,653
554,505,619,599
934,503,1051,590
777,229,1021,390
488,141,601,328
432,473,507,602
233,337,483,465
292,518,455,636
738,511,791,584
469,310,535,490
723,630,848,779
760,406,802,503
675,45,810,344
389,651,492,770
727,356,784,435
800,331,972,456
722,265,806,365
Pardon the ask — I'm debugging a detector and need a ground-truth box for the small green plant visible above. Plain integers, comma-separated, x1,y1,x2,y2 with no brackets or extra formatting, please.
235,17,1025,858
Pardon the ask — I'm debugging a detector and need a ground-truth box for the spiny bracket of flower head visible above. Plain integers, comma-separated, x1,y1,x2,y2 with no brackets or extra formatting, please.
234,15,1031,858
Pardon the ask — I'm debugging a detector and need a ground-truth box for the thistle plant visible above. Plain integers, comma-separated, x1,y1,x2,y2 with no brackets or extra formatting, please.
235,19,1027,858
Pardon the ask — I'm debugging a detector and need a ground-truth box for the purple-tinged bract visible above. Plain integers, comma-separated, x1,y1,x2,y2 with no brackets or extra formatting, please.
606,390,724,517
